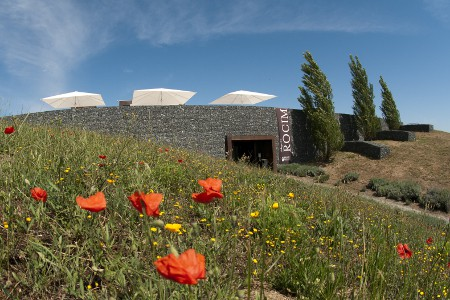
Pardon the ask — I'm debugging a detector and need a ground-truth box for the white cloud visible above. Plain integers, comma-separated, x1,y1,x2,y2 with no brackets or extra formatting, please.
127,1,401,45
0,1,111,95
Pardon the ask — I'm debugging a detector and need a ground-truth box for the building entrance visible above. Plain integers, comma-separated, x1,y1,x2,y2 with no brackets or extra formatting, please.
225,135,276,172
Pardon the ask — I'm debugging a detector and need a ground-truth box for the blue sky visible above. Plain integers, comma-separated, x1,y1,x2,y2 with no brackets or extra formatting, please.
1,0,450,132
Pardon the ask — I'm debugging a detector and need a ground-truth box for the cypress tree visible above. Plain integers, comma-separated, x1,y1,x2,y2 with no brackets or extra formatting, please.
298,51,344,161
349,55,380,140
379,76,401,130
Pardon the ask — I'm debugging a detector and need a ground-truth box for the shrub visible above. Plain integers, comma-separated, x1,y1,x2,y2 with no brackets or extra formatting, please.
398,181,421,202
306,166,326,177
367,178,421,203
278,163,326,178
316,174,330,183
341,172,359,184
419,189,450,212
385,183,403,201
367,178,390,191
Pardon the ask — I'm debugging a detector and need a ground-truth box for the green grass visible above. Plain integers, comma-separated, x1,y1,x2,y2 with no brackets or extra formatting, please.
1,120,450,299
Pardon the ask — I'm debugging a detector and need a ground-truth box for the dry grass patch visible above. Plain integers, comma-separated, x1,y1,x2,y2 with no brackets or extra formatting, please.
323,131,450,192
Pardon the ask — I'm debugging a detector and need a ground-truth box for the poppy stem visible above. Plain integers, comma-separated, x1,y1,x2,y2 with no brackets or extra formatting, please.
188,285,195,299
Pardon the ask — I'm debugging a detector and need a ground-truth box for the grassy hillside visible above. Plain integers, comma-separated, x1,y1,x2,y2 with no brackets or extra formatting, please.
1,121,449,299
324,131,450,192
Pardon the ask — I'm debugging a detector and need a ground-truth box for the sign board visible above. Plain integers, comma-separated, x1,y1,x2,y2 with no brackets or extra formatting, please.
275,108,293,163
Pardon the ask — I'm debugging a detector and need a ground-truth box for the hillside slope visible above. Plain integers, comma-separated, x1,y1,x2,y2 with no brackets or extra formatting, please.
323,130,450,192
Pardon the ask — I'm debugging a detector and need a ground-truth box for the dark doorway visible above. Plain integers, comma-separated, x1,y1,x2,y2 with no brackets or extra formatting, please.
226,135,276,172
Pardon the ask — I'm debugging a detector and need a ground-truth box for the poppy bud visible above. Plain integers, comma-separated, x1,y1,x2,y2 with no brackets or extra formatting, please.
152,219,165,228
330,272,335,283
231,215,238,227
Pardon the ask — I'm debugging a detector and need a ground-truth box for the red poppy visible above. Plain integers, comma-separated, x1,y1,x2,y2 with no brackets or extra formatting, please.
30,187,48,202
178,159,183,163
426,237,433,245
192,191,224,204
4,126,14,134
76,191,106,212
397,243,413,259
165,148,169,152
198,178,222,193
192,178,223,204
98,163,105,167
154,249,206,285
127,191,162,217
98,155,107,159
447,262,450,269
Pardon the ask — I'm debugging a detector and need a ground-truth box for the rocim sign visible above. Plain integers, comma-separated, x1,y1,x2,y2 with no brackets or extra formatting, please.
276,108,293,163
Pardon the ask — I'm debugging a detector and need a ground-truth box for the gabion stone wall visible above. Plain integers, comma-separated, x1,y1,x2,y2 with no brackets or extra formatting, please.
400,124,434,132
5,106,359,162
342,141,391,159
375,130,416,142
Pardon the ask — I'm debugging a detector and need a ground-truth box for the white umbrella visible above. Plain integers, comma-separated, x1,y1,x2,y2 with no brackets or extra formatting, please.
209,90,276,105
42,91,105,108
131,88,196,106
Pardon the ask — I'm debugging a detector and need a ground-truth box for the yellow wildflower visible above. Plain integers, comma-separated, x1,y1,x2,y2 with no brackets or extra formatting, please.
250,211,259,218
165,223,182,233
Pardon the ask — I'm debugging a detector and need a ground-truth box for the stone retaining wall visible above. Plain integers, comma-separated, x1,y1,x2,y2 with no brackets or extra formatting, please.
4,106,361,162
342,141,391,159
400,124,434,132
375,130,416,142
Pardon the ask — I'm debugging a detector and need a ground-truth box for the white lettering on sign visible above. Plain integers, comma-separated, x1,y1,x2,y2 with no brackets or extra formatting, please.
276,108,293,163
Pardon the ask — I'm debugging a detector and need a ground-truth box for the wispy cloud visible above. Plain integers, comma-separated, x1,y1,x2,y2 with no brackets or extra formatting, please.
423,0,450,24
0,1,111,95
0,0,416,83
126,0,404,45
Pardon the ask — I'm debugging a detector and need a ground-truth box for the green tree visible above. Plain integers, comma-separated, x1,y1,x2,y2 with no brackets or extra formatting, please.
379,76,401,130
349,55,380,140
298,51,344,161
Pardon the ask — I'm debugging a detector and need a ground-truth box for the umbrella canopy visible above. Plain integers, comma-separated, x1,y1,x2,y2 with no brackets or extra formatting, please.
42,91,105,108
131,88,196,106
209,90,276,105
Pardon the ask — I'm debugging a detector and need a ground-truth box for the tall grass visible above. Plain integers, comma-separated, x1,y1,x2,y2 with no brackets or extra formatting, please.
1,120,449,299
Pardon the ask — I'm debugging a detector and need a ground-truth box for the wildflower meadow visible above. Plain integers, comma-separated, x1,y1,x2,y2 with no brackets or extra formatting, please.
1,120,449,299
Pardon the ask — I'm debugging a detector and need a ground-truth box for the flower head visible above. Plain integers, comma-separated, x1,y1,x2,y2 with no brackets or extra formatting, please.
98,155,107,159
288,192,295,198
198,178,222,193
272,202,279,209
30,187,48,202
127,191,162,217
192,191,223,204
165,223,182,233
192,177,223,204
154,249,206,285
4,126,14,134
76,191,106,213
426,237,433,245
397,243,412,259
250,211,260,218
